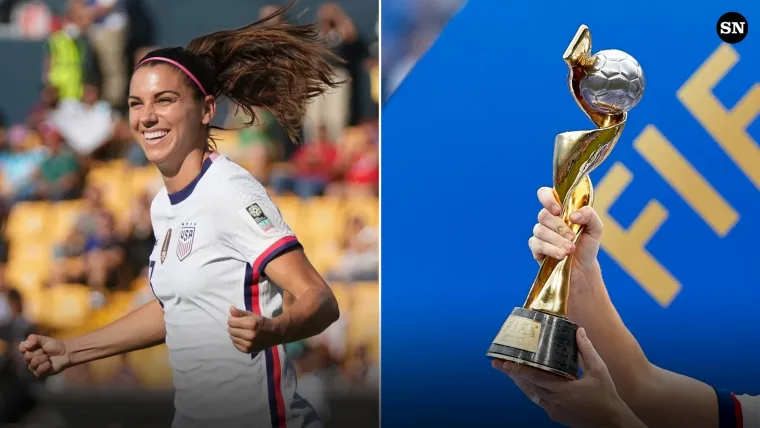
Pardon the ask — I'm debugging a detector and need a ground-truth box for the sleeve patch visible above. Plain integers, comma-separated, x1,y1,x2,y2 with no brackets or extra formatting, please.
243,203,274,232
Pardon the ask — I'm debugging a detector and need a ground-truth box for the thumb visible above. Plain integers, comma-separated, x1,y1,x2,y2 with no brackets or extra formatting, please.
19,335,37,352
568,206,603,241
577,328,604,373
230,306,252,318
29,334,49,348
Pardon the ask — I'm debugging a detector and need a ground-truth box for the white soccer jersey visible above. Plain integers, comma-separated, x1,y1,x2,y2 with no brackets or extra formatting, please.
715,388,760,427
147,152,321,428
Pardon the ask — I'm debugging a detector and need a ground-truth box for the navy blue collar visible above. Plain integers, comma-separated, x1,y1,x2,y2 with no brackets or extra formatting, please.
168,156,214,205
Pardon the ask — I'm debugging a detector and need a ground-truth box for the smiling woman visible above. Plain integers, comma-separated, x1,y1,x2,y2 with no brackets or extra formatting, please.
128,3,344,192
18,2,346,428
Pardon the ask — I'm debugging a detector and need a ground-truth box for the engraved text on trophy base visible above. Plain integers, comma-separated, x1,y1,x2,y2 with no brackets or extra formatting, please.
492,315,542,353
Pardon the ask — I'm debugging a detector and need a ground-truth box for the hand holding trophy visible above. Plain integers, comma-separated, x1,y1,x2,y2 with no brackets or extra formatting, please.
486,25,645,379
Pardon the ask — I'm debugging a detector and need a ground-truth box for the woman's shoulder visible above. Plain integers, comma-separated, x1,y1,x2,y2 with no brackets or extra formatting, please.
202,155,270,219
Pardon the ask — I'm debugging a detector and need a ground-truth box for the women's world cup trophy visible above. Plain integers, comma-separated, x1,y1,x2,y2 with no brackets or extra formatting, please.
486,25,645,379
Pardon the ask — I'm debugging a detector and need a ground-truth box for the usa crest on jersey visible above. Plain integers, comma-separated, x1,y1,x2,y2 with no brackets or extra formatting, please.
176,224,196,261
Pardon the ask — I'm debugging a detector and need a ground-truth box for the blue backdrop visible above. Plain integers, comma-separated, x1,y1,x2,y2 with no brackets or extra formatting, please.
381,0,759,426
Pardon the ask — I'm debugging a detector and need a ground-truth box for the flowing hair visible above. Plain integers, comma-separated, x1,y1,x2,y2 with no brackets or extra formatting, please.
136,0,345,143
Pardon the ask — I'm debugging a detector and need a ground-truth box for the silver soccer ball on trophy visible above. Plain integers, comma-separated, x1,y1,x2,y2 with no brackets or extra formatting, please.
579,49,645,114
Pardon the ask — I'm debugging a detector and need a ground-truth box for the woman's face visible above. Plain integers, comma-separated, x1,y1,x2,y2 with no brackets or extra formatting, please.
128,64,215,167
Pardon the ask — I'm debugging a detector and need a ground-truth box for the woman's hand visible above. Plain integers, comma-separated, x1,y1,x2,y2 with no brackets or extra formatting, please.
227,306,281,353
529,186,604,293
19,334,72,377
493,328,646,428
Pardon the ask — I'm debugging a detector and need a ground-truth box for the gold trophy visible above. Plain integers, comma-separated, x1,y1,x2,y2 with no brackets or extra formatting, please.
486,25,645,379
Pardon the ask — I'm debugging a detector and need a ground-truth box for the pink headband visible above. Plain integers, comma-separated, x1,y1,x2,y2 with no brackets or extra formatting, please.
137,57,208,96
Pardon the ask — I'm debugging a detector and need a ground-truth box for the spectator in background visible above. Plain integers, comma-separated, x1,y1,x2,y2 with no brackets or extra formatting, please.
291,313,349,423
70,0,129,108
44,4,88,102
0,124,46,208
51,81,115,160
302,2,366,141
0,114,38,206
73,183,105,237
270,125,337,199
327,214,378,282
220,103,278,184
83,211,124,306
32,122,82,201
26,85,59,135
119,191,153,286
52,210,123,308
328,126,379,197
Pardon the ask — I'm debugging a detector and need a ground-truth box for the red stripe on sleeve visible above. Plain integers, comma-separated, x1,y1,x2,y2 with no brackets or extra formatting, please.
731,393,743,428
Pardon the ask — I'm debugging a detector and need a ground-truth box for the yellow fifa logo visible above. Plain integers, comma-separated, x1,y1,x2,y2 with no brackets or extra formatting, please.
594,43,758,307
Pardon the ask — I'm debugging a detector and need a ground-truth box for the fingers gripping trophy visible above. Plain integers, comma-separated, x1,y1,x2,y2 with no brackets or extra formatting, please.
486,25,645,379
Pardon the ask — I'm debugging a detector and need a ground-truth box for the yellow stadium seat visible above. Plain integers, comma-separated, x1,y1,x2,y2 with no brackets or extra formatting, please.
49,199,87,243
210,129,240,154
329,283,352,314
87,162,130,219
299,197,346,253
128,344,173,388
108,291,136,315
6,201,50,240
19,287,45,325
271,195,303,233
44,283,92,330
347,282,379,361
350,282,379,320
130,274,148,292
87,160,127,184
5,261,47,293
342,197,379,227
128,166,161,198
84,290,136,329
91,159,127,171
304,241,342,275
8,240,53,268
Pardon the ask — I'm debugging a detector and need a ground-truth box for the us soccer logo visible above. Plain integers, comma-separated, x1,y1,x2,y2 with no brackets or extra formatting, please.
176,224,196,261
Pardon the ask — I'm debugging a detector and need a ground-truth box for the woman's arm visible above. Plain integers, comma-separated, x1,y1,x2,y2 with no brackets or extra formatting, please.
261,248,339,342
65,299,165,366
226,248,339,353
524,188,722,428
572,269,719,428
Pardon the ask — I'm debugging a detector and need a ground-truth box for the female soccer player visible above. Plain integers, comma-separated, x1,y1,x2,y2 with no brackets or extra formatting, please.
18,5,343,428
493,186,757,428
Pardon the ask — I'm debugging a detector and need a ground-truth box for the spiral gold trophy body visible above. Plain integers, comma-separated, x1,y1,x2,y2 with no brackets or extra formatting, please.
486,25,645,379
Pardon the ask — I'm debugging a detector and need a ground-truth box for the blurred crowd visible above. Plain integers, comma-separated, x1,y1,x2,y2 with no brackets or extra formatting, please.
0,0,378,425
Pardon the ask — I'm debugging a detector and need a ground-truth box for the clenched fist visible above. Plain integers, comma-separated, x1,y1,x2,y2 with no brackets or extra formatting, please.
529,186,604,275
18,334,71,377
227,306,280,353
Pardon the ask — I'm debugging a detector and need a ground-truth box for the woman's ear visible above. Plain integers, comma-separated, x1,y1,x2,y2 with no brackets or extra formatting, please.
202,95,216,126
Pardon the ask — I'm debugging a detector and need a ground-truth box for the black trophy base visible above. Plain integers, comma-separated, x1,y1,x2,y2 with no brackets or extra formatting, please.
486,307,579,380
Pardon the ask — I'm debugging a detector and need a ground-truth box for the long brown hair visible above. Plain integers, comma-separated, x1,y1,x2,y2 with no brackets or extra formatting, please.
137,1,345,142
